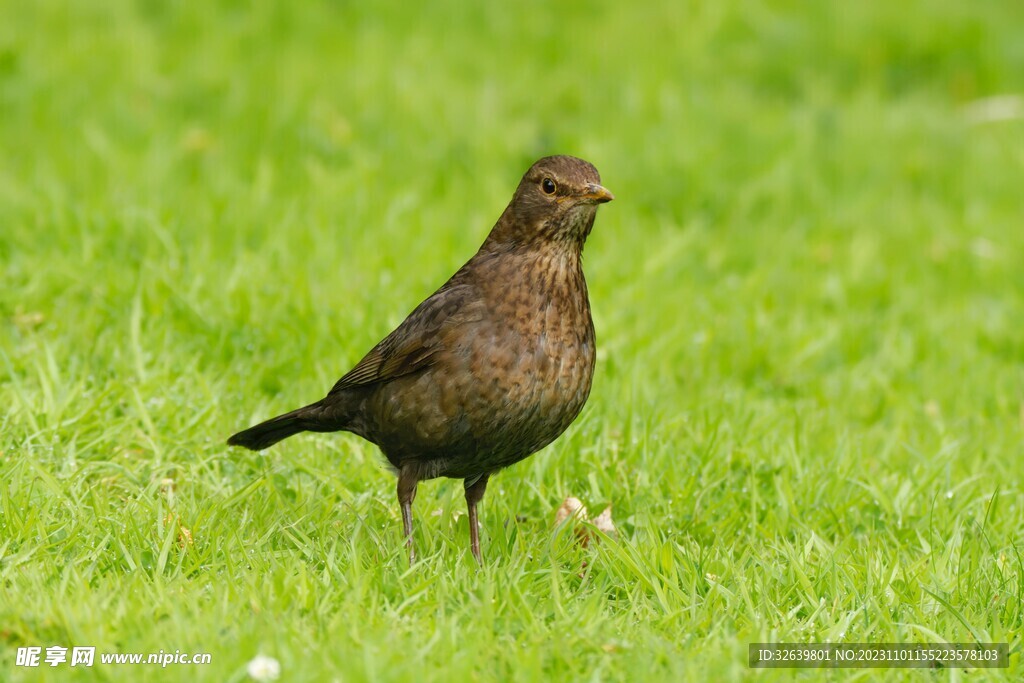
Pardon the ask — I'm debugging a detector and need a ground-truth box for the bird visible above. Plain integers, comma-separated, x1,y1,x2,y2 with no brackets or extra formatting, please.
227,155,614,564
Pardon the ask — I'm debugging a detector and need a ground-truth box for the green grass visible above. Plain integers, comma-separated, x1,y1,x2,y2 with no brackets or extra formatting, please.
2,0,1024,681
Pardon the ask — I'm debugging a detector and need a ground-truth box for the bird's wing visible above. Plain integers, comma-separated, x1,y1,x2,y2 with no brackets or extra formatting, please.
328,283,483,394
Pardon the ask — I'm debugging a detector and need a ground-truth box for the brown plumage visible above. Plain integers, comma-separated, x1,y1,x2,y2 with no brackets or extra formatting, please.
228,155,613,563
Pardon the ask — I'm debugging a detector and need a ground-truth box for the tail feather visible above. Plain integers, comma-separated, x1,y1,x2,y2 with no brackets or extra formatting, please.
227,405,315,451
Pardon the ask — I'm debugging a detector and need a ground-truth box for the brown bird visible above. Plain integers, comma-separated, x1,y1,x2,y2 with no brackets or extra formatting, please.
228,155,613,564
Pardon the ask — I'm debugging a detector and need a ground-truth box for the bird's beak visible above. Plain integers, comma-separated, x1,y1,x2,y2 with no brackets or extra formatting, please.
580,183,615,204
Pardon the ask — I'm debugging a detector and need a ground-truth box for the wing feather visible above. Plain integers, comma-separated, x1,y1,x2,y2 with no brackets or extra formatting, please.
328,283,482,394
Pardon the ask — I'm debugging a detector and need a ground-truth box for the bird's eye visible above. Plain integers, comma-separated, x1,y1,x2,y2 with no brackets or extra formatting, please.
541,177,557,195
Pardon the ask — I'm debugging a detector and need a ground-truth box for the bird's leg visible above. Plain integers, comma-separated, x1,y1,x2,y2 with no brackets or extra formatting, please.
464,473,491,565
397,468,418,564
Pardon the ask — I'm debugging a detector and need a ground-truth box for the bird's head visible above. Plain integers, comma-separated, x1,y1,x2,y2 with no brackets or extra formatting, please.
486,155,613,251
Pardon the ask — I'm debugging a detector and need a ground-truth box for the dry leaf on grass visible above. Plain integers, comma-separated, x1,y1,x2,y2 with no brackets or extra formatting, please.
554,496,588,525
554,495,617,546
163,513,194,549
591,505,617,537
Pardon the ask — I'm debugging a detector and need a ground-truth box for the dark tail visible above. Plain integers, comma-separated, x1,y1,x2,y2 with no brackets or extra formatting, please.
227,404,318,451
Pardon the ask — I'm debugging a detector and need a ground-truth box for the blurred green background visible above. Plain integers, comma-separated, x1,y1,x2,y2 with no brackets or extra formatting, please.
2,1,1023,681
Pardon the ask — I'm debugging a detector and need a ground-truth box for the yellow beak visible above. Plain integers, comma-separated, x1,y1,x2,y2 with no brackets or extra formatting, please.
581,183,615,204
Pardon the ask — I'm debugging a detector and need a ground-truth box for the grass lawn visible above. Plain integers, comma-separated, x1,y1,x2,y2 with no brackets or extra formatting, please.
2,1,1023,680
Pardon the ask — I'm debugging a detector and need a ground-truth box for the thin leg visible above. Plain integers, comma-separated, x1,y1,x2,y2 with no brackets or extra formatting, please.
464,473,490,565
397,468,418,565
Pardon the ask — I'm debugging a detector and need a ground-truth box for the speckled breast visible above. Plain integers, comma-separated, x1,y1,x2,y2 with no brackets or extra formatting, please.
366,248,596,479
